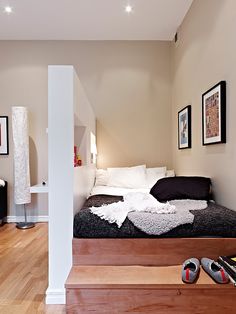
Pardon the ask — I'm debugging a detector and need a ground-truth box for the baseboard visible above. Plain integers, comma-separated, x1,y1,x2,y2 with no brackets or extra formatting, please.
6,215,49,223
45,288,66,304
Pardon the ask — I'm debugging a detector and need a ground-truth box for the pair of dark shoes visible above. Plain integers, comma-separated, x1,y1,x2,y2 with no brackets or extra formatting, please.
182,257,229,284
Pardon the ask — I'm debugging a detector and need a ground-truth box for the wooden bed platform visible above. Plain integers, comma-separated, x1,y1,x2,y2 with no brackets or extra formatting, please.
65,237,236,313
72,237,236,266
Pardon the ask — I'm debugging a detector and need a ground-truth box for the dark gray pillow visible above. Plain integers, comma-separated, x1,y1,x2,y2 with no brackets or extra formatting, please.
150,176,211,202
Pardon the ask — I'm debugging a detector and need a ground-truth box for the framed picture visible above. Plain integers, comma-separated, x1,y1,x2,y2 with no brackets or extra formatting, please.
178,105,191,149
0,116,9,155
202,81,226,145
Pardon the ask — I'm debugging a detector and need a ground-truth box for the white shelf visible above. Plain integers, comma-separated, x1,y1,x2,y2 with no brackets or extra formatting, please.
30,183,48,194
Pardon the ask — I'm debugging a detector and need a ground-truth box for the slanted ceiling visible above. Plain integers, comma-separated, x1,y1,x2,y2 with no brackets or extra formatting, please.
0,0,193,40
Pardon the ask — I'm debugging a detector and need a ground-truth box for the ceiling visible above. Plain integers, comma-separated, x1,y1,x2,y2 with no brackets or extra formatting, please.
0,0,193,40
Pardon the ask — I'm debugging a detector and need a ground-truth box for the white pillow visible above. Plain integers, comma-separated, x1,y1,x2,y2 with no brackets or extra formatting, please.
95,169,109,186
147,167,167,174
146,167,166,188
107,165,147,189
166,169,175,177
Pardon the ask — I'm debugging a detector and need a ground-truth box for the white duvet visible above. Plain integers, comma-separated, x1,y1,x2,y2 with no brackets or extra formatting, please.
90,185,150,196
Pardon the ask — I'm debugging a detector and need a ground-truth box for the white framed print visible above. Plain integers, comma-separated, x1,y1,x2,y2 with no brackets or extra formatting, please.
178,105,191,149
202,81,226,145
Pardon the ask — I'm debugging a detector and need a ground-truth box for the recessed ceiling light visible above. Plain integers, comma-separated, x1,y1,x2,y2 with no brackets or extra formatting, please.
4,6,13,14
125,4,133,14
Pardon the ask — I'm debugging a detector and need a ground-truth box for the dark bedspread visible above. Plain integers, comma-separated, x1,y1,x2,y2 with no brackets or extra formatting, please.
73,194,236,238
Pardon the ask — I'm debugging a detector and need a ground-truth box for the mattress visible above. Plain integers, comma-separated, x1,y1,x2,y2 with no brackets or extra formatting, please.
74,194,236,238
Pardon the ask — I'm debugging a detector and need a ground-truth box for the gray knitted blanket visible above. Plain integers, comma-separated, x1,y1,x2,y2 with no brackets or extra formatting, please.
128,200,207,235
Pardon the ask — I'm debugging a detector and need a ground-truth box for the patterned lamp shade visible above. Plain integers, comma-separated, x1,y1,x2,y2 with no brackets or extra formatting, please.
12,106,31,205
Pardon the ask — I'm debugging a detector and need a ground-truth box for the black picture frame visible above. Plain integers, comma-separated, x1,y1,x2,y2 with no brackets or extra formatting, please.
202,81,226,145
0,116,9,155
178,105,191,149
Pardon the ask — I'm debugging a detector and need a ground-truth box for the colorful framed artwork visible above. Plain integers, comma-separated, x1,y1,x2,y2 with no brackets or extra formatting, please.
202,81,226,145
178,105,191,149
0,116,9,155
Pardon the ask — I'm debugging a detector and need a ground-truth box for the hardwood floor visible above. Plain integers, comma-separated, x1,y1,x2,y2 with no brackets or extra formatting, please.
0,223,65,313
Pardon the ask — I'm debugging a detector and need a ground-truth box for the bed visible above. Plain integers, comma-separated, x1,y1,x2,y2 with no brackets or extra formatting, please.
69,171,236,313
72,169,236,266
74,193,236,239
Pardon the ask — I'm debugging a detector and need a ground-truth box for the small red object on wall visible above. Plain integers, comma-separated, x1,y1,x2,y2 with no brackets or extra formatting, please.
74,146,77,167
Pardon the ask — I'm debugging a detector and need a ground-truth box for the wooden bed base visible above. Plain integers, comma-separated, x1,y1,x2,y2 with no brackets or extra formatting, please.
66,238,236,313
73,237,236,266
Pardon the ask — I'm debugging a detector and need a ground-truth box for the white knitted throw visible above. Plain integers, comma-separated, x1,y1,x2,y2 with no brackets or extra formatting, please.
90,192,175,228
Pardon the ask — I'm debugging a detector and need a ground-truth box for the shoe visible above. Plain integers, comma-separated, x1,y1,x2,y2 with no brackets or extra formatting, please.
182,258,200,283
201,258,229,284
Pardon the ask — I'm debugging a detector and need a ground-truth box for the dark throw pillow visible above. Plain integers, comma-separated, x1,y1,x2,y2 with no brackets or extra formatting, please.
150,176,211,202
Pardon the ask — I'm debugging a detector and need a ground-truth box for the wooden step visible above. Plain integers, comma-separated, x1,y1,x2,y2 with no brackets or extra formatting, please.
65,265,236,313
66,265,226,288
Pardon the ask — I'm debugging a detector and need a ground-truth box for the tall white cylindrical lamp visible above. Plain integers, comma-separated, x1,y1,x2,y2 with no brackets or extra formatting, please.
12,106,34,229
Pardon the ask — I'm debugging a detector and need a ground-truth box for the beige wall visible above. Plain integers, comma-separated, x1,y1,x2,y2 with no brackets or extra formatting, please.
0,41,172,216
171,0,236,208
93,42,172,168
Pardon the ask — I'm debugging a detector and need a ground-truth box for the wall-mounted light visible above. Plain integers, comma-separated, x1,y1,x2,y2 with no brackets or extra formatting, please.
90,132,97,164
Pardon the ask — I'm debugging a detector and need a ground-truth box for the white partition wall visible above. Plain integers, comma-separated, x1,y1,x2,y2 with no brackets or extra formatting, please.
47,66,96,304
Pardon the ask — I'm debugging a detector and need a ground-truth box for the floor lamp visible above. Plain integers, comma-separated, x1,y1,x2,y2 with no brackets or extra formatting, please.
12,106,34,229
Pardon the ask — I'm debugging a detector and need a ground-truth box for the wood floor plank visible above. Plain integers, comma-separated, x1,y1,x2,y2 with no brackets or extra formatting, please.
0,223,65,313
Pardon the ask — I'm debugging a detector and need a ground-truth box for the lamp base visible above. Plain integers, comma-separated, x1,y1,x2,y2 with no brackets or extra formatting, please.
16,222,35,230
